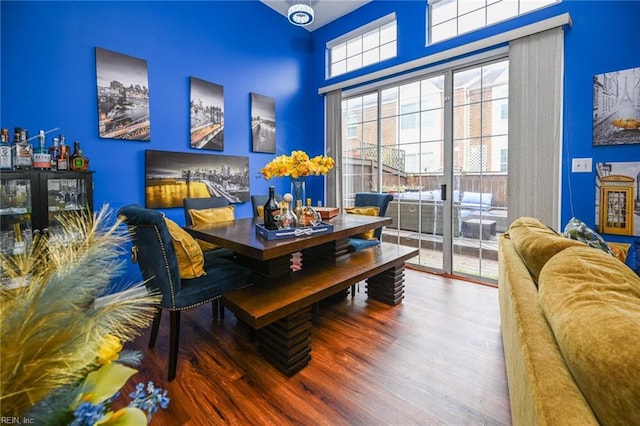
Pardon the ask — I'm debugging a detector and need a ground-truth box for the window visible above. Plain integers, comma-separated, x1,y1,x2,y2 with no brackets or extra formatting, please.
428,0,560,44
328,13,397,79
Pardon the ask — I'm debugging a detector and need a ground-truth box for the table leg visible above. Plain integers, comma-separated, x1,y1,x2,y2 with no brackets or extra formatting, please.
366,264,405,306
257,306,312,376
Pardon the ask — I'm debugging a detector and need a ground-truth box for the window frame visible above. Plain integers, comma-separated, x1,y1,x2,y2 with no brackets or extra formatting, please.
327,13,397,79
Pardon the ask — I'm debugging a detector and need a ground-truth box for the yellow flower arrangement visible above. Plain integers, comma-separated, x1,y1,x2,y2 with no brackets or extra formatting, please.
260,150,334,180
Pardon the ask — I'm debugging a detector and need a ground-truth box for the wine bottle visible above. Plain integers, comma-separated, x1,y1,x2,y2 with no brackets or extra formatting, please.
57,134,69,171
33,130,51,170
263,186,280,230
294,200,304,226
69,140,89,171
0,128,12,170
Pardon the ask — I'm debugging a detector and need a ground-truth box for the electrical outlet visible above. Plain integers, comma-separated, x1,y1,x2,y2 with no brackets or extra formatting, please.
572,158,592,173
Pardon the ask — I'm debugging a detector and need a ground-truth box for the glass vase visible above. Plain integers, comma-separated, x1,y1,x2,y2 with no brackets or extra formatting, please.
291,179,305,208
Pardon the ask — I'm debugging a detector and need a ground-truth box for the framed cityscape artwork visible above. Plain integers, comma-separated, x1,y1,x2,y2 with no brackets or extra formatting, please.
190,77,224,151
593,66,640,146
144,149,249,209
95,47,150,141
250,92,276,153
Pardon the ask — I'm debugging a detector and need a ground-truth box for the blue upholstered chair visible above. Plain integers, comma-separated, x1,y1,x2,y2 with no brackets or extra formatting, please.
183,197,235,260
346,193,393,297
118,204,252,381
348,192,394,252
250,194,282,217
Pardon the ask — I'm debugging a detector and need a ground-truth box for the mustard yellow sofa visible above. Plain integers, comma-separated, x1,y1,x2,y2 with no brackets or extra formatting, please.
498,217,640,425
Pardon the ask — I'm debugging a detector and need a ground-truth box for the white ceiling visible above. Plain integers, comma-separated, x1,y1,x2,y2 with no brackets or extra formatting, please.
260,0,372,32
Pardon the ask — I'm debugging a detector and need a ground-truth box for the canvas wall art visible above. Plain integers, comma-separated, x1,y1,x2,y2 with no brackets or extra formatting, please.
593,66,640,146
250,93,276,153
190,77,224,151
95,47,151,141
145,149,249,209
595,161,640,236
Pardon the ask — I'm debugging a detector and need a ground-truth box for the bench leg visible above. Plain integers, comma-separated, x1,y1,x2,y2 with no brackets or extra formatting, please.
257,306,312,376
366,264,405,306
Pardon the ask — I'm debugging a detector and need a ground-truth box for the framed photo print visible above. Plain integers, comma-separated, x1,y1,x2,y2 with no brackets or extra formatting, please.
190,77,224,151
144,149,249,209
95,47,150,141
250,92,276,153
593,66,640,146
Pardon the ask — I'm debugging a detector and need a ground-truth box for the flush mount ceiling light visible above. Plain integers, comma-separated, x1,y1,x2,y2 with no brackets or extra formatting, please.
288,2,314,26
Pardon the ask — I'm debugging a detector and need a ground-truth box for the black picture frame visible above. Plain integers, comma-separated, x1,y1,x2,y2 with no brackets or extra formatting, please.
250,92,276,153
144,149,249,209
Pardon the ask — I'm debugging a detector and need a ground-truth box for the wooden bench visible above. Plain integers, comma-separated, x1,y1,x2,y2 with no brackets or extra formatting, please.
222,243,418,376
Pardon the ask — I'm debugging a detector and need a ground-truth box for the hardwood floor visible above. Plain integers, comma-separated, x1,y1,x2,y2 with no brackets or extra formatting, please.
122,268,512,425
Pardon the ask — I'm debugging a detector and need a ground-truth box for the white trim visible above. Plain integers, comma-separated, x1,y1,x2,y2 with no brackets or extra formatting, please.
326,12,396,48
319,12,571,95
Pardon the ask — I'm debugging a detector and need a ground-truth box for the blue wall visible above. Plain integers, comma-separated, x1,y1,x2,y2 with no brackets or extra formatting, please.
1,0,319,224
309,0,640,242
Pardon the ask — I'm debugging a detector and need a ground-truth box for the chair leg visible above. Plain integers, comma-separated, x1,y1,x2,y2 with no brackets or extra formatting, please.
211,300,219,319
219,298,225,319
148,308,162,349
168,310,181,382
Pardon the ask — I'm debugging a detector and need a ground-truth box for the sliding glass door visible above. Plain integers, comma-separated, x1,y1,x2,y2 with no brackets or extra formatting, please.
341,56,509,282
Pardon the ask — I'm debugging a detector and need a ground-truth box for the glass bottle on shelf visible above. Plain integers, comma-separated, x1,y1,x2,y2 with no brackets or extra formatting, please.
57,134,69,171
263,186,280,230
13,128,33,170
277,201,297,230
33,130,51,170
48,137,60,171
302,198,322,227
294,200,304,226
0,129,12,170
69,141,89,171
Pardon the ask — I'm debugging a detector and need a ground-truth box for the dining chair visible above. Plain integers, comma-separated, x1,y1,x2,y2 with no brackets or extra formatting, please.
251,194,282,217
183,197,235,260
118,204,253,381
347,192,393,297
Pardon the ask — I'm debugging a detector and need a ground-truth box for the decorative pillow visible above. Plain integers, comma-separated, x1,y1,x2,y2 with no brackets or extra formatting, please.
608,242,630,263
257,205,264,218
538,246,640,425
626,239,639,276
508,217,585,284
164,218,205,279
188,205,235,251
344,206,380,240
563,217,614,255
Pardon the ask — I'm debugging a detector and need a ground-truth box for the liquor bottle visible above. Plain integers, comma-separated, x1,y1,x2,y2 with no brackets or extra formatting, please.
294,200,304,226
0,128,12,170
13,128,33,170
48,137,60,171
33,130,51,170
302,198,322,227
277,201,297,230
263,186,280,230
57,134,69,171
69,141,89,171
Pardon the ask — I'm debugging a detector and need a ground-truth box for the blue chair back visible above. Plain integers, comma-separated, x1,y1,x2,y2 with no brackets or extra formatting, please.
354,192,393,240
183,196,230,226
119,204,183,309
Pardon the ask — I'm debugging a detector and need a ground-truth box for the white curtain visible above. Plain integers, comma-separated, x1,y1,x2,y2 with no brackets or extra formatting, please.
325,89,342,208
508,27,564,229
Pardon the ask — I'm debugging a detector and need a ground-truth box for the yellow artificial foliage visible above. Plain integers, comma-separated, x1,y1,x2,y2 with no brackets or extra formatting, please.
0,205,161,419
260,150,334,180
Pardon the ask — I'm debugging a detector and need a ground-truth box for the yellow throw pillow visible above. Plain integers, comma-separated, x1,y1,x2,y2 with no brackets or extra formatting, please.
164,218,205,279
188,205,235,251
257,205,264,218
344,206,380,240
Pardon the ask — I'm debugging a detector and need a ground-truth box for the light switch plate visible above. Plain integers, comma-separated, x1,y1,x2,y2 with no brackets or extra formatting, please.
572,158,592,173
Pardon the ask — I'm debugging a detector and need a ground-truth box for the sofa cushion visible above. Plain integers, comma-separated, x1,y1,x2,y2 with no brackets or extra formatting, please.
508,217,585,284
538,246,640,425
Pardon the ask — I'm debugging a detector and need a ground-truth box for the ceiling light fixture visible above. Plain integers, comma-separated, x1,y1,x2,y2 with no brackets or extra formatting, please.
288,2,314,26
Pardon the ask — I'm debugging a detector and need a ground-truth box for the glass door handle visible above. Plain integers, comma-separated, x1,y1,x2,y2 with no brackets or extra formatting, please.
441,184,447,201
